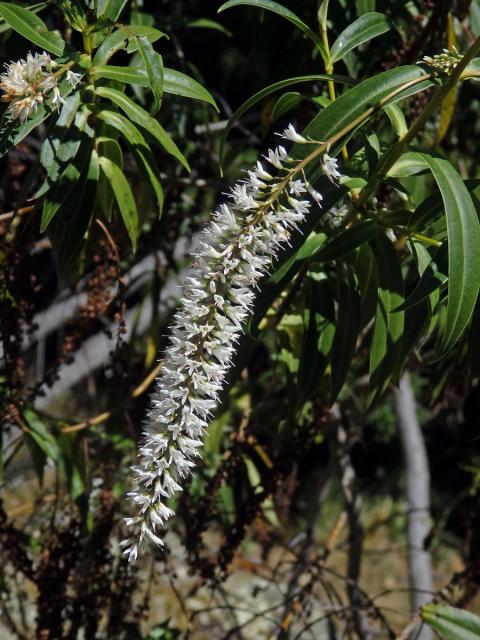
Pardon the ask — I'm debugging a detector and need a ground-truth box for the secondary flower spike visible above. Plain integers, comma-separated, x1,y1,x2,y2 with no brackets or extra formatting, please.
0,52,83,122
123,126,339,562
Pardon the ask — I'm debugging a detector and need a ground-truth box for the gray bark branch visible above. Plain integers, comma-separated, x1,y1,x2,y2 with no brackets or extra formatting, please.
393,372,433,640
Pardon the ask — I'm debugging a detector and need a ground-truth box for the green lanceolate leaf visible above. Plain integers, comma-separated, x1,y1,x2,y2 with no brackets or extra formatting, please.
96,86,189,171
97,110,164,212
329,12,391,63
96,137,122,219
48,151,98,279
330,264,361,403
40,121,94,232
98,155,138,250
93,65,217,108
270,232,327,283
39,94,83,186
101,0,128,21
271,91,302,120
367,233,405,408
314,220,379,263
396,243,448,312
0,2,65,55
92,25,167,66
135,35,164,113
422,605,480,640
355,243,379,330
387,151,428,178
297,276,335,405
218,0,327,60
421,154,480,358
384,103,408,138
298,66,433,159
318,0,330,32
23,409,60,464
219,73,353,170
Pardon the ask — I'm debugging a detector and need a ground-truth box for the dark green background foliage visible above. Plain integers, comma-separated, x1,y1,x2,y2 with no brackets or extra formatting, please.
0,1,480,638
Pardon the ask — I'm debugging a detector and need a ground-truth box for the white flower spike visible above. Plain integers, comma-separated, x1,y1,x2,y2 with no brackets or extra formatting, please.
123,131,343,562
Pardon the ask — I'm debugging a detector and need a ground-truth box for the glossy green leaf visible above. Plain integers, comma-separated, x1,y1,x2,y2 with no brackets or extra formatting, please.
92,25,167,65
330,265,361,403
40,93,82,182
271,91,302,120
98,155,138,250
93,65,217,108
297,276,335,405
298,66,433,160
396,243,448,312
314,220,379,263
355,243,379,330
218,0,327,60
219,73,353,170
384,103,408,137
96,137,122,219
48,151,98,279
387,151,428,178
135,35,164,113
330,12,391,63
0,2,65,55
24,409,60,464
97,110,164,212
422,605,480,640
95,86,190,171
318,0,330,31
421,154,480,358
40,125,93,232
367,233,405,408
270,232,327,283
101,0,128,21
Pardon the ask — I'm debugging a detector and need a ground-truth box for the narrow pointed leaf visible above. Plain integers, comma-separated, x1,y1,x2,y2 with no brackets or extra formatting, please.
92,25,166,65
96,86,190,171
98,155,138,250
367,234,404,408
330,12,391,63
97,110,164,211
421,153,480,358
422,605,480,640
93,65,217,108
330,265,361,403
0,2,65,55
135,35,164,112
314,220,379,263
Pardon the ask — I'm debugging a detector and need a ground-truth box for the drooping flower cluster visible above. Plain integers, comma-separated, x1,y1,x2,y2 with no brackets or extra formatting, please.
122,126,341,562
0,52,82,122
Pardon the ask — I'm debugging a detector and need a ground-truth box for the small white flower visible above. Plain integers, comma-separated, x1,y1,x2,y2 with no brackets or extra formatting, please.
322,153,342,183
51,86,65,111
66,69,82,89
289,179,307,196
265,146,288,169
278,123,307,144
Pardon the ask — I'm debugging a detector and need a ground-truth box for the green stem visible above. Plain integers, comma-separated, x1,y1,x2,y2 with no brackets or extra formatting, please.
354,35,480,210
